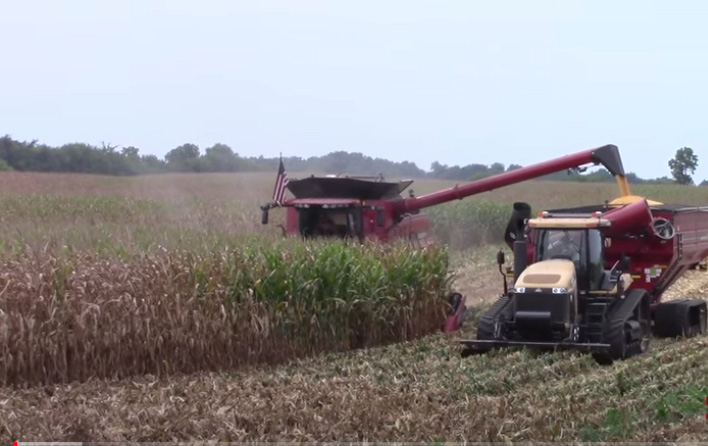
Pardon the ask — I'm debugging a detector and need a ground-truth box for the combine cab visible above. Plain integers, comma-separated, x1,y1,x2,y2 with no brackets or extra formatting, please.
461,196,708,364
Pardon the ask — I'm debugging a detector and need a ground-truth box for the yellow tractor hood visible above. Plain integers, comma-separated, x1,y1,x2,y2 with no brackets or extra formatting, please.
515,260,576,291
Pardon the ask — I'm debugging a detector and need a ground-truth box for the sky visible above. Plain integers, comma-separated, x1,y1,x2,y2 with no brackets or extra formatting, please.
1,0,707,180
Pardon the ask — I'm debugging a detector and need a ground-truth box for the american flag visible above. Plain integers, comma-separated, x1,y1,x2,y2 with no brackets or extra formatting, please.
271,156,289,205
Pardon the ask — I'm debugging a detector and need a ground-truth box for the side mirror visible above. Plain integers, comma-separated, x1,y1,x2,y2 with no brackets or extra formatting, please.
620,254,630,271
261,206,269,225
376,209,385,227
496,250,505,265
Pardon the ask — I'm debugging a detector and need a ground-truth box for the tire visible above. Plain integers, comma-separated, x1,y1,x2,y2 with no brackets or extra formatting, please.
654,299,707,338
687,299,707,337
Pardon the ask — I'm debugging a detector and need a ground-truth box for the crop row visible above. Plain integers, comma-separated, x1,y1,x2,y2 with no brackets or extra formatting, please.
0,238,452,387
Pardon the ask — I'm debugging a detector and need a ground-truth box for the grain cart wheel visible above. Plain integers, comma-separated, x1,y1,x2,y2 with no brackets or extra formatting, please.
687,299,707,337
654,299,707,338
696,259,708,271
699,302,707,335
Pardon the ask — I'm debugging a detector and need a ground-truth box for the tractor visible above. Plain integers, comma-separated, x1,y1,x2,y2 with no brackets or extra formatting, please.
461,195,708,364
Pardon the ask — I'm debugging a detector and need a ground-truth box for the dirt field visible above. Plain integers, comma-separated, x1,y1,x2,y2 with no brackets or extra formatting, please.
0,171,706,442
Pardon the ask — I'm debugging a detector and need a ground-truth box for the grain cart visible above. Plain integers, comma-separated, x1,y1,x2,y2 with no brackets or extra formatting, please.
460,196,708,364
260,145,634,333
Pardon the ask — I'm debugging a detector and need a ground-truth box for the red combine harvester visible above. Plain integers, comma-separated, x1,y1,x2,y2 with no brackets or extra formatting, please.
460,194,708,364
260,144,630,243
261,144,636,333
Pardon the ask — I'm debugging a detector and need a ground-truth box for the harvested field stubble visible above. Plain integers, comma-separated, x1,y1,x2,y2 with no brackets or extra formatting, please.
0,239,452,387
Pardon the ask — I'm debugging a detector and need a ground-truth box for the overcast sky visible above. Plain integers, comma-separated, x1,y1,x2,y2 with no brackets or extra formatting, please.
1,0,707,180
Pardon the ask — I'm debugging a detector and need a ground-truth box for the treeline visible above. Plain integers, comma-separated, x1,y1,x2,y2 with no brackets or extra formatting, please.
0,135,679,184
0,136,425,178
429,160,675,184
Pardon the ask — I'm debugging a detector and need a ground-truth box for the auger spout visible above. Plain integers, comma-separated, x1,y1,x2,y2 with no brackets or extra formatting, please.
395,144,629,214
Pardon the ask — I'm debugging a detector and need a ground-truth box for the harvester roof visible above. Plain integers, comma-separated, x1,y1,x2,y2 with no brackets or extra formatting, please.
286,176,413,200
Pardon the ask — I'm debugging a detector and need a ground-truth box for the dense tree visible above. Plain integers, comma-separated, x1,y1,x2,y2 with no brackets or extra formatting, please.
203,144,241,172
668,147,698,185
165,143,201,172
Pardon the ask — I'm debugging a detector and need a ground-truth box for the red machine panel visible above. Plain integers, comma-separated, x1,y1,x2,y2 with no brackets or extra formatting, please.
525,201,708,304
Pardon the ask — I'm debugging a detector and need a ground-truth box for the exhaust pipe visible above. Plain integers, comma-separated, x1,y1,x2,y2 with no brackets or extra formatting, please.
513,240,527,283
506,202,531,283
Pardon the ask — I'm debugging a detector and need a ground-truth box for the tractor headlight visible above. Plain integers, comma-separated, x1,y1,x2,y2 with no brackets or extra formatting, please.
514,287,526,293
552,287,567,294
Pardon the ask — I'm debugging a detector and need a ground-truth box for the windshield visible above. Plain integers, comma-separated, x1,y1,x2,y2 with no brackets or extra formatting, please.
536,228,604,290
298,206,362,238
539,230,583,263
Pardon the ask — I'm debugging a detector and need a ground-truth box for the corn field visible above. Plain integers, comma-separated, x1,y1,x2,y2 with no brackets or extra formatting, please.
0,239,452,387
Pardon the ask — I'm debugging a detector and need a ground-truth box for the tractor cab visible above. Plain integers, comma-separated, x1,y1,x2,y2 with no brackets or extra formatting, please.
525,213,631,295
531,225,604,293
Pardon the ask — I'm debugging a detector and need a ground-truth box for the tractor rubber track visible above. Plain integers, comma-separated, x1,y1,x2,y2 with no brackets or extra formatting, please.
592,289,651,365
460,294,513,357
475,294,512,340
